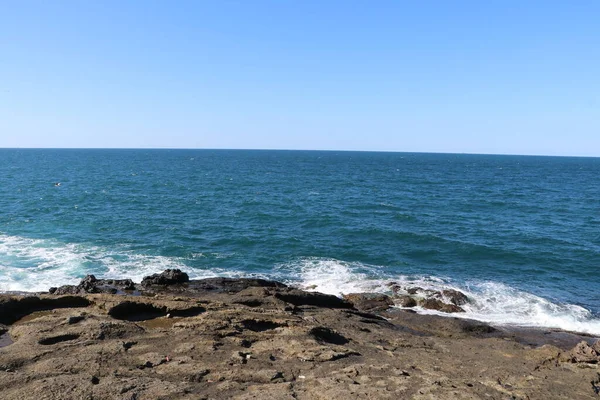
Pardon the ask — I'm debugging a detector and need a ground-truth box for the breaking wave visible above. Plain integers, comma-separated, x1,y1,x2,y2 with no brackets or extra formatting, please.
1,235,599,336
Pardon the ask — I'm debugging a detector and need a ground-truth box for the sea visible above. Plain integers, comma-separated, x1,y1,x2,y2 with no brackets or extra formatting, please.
1,149,599,334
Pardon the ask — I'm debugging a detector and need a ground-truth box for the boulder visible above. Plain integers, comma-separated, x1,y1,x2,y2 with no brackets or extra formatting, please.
141,269,189,286
342,293,394,312
51,275,136,295
441,289,470,306
419,298,464,313
560,341,600,363
394,295,417,308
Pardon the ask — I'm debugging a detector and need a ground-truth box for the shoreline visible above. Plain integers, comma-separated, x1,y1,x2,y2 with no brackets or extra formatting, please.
1,270,600,399
2,275,598,341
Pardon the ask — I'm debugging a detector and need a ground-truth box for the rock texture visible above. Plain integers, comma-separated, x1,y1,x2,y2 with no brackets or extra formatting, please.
1,272,599,399
389,284,472,313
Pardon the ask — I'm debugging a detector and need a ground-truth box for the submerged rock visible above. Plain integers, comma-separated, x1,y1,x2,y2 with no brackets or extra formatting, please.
389,285,470,313
441,289,470,306
394,295,417,308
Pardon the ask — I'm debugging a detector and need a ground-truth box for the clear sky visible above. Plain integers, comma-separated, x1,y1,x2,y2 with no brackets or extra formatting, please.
1,1,599,156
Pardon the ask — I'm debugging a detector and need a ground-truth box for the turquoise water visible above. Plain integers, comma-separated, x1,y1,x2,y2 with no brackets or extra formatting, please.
1,149,599,333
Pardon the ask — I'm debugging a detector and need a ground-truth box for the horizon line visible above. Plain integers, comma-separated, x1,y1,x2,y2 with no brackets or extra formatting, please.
1,147,598,159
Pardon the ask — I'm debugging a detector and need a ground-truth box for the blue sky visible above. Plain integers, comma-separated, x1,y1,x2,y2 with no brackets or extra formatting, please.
1,1,598,155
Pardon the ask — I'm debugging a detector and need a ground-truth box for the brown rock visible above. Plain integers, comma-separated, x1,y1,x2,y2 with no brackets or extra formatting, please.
561,341,600,363
343,293,394,312
141,269,189,286
419,298,464,313
394,295,417,308
1,278,598,400
441,289,470,306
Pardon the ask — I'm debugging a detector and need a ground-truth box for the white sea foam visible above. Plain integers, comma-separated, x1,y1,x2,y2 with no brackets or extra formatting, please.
2,236,600,336
0,234,219,292
282,257,600,336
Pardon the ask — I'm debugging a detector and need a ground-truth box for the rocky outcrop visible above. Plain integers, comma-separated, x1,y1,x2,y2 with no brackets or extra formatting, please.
1,272,599,399
560,340,600,364
49,275,135,295
0,295,91,324
394,295,417,308
140,268,189,286
389,285,470,313
419,298,464,313
342,293,394,312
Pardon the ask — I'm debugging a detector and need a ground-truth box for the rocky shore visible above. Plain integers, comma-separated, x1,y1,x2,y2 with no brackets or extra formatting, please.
1,270,599,399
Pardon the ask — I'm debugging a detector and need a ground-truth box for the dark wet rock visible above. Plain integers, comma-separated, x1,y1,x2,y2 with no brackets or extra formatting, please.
406,287,423,295
0,296,90,325
342,293,394,312
381,308,497,338
187,277,286,293
141,269,189,286
51,275,136,295
460,320,497,335
67,315,85,324
108,301,168,321
394,295,417,308
389,286,469,312
274,288,353,309
143,277,287,297
440,289,470,306
309,326,350,345
419,298,464,313
238,319,284,332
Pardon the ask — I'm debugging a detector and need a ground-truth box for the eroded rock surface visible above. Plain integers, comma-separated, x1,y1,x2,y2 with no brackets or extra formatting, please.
1,272,599,399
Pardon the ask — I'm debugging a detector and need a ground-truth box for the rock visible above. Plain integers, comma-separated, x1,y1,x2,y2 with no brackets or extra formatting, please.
342,293,394,312
1,278,599,400
440,289,470,306
67,315,85,325
51,276,136,295
187,278,286,293
274,289,353,309
141,269,189,286
560,341,600,363
406,287,426,295
309,327,350,345
0,295,91,324
394,295,417,308
419,298,464,313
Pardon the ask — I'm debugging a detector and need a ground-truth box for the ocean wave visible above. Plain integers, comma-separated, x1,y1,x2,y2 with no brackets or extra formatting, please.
0,234,220,292
278,257,600,336
2,236,599,336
